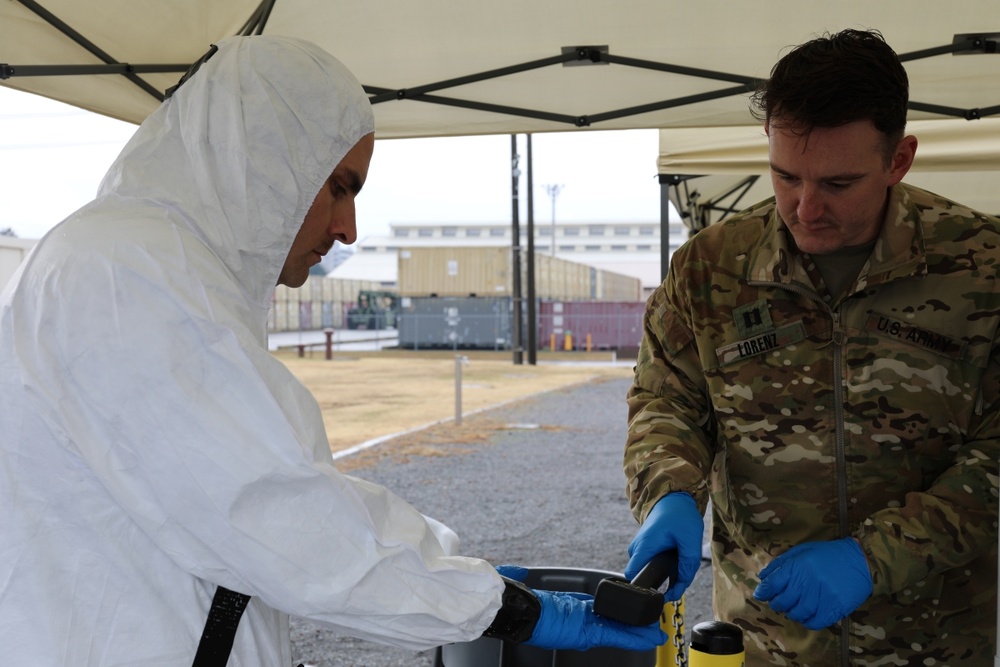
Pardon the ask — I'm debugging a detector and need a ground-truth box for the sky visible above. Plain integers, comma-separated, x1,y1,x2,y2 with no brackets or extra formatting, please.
0,86,666,242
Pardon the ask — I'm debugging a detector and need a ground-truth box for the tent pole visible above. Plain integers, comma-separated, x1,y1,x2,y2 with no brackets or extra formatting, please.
510,135,523,365
526,134,537,365
658,175,675,283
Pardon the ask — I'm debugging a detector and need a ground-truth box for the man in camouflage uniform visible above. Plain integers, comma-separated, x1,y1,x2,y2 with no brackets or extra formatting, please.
623,29,1000,665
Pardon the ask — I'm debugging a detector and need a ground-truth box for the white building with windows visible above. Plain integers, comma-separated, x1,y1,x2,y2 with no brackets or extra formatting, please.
332,220,689,300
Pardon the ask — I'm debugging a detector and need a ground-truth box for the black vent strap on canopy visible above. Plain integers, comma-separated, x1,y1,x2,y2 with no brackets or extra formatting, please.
191,586,252,667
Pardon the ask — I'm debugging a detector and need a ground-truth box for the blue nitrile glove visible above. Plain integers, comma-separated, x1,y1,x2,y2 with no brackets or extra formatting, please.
625,492,703,601
525,589,667,652
753,537,873,630
495,564,529,581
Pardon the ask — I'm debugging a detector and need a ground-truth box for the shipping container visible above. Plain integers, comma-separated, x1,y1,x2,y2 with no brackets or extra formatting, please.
285,300,300,330
298,301,315,330
272,284,290,304
304,275,324,303
537,300,645,351
267,276,397,332
321,301,336,329
397,296,645,352
398,247,510,297
397,246,640,301
274,302,288,331
595,268,643,301
398,296,512,350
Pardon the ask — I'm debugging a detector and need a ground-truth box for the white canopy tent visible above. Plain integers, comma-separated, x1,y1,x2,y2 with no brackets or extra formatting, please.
2,0,997,274
1,0,997,137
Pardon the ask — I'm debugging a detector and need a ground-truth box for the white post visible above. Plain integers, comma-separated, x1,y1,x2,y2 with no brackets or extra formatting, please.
455,355,468,425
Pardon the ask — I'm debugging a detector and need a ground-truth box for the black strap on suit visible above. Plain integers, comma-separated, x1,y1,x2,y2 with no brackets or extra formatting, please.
191,586,251,667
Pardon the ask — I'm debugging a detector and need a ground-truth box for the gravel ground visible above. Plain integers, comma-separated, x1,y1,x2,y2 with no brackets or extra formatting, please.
289,375,714,667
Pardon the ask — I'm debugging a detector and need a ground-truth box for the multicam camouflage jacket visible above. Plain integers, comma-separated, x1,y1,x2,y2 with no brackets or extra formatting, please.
625,182,1000,666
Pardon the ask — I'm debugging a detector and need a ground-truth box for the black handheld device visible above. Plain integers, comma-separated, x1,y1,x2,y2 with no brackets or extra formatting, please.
592,550,679,626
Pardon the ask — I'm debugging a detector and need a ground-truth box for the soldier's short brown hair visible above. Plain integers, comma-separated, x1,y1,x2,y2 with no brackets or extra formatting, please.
750,29,909,162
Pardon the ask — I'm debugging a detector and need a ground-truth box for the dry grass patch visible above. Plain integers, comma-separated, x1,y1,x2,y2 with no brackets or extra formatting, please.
273,350,629,458
334,416,570,472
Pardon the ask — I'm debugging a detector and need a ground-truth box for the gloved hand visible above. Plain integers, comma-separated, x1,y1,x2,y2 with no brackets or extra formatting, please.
525,589,667,652
753,537,873,630
625,492,703,601
495,564,529,581
492,564,665,651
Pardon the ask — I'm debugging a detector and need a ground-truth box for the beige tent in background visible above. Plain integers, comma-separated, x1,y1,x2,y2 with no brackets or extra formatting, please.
659,119,1000,238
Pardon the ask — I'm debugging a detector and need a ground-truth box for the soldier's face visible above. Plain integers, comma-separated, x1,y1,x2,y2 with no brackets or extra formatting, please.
278,133,375,287
766,120,916,255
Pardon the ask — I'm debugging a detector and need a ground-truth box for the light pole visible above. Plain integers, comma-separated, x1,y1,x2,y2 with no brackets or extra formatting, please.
543,183,564,257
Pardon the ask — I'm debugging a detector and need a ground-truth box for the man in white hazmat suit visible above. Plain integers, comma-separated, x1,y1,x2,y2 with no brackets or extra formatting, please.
0,36,665,665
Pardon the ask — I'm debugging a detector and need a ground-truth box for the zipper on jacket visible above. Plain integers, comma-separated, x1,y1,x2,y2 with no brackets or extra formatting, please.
747,280,852,667
830,306,849,538
830,306,852,667
746,281,851,532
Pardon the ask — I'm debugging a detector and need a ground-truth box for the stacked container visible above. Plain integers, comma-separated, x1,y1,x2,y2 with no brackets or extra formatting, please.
269,275,390,332
397,247,641,301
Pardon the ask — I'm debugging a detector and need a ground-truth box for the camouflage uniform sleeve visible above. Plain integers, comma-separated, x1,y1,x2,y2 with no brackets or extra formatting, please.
857,337,1000,597
625,259,714,523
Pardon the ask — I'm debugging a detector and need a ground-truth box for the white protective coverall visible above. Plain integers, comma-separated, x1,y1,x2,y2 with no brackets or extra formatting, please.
0,36,503,665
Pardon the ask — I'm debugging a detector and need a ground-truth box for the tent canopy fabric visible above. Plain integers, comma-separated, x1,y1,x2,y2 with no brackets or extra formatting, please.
2,0,997,138
658,119,1000,224
1,1,998,226
658,120,1000,177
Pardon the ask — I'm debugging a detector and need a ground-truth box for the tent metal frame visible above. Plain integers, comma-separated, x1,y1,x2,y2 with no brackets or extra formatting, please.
662,174,762,234
3,0,999,351
3,1,998,125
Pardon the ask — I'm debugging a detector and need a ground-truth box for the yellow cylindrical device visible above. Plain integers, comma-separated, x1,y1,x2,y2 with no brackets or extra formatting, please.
655,598,684,666
688,620,744,666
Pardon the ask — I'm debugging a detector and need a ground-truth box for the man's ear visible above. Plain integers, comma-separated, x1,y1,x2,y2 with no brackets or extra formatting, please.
888,135,918,186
